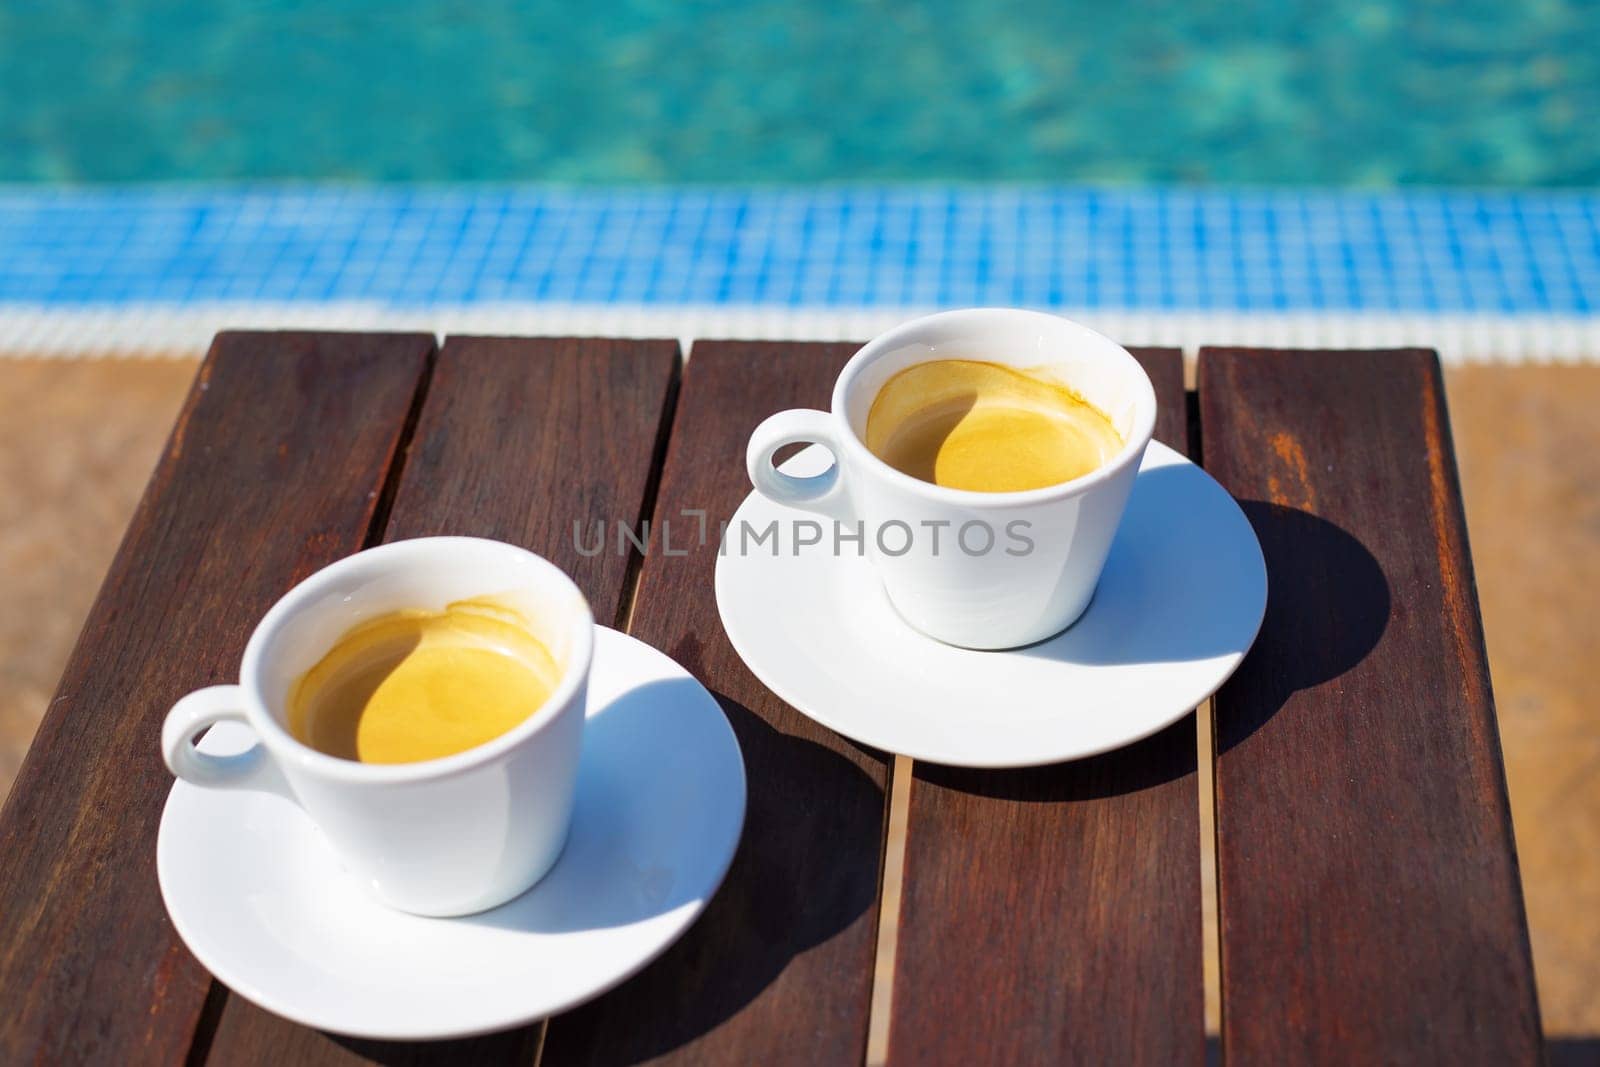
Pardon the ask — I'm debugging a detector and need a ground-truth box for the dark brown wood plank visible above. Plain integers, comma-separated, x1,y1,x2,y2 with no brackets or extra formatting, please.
382,336,682,618
203,1011,545,1067
540,341,892,1066
886,349,1205,1066
204,336,680,1064
1198,347,1542,1063
0,331,435,1066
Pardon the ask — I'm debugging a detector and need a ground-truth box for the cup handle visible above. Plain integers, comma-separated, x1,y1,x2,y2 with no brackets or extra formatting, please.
162,685,290,795
746,409,853,520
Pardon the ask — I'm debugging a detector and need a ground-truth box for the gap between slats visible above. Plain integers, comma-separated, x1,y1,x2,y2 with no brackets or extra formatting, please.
865,755,913,1066
1199,697,1222,1056
616,365,684,633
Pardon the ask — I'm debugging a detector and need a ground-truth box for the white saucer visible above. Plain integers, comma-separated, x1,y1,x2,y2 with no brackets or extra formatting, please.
157,626,746,1040
716,440,1267,767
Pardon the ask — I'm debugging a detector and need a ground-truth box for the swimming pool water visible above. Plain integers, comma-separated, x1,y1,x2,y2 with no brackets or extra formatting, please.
2,0,1597,185
3,185,1595,313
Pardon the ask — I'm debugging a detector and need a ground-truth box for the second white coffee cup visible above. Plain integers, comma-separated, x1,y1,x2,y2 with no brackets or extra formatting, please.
746,308,1157,649
161,536,593,917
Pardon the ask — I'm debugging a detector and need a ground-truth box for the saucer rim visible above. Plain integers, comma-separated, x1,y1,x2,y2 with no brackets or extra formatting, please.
156,625,747,1041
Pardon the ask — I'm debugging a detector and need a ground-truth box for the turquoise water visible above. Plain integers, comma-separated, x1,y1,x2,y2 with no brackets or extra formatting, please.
2,0,1597,185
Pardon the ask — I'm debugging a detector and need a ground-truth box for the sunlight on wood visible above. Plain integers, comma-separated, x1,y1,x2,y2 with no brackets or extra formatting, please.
866,755,913,1066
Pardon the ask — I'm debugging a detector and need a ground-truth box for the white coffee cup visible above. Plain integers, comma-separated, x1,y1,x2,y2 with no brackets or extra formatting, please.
746,308,1156,649
161,536,594,917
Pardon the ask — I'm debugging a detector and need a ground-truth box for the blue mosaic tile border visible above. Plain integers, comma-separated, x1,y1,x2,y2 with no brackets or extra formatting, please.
0,185,1596,313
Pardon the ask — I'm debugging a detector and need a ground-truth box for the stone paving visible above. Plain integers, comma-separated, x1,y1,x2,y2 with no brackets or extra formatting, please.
0,356,1594,1042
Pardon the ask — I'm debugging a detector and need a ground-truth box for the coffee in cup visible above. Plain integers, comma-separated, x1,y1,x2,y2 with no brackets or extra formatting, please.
288,599,562,765
863,359,1123,493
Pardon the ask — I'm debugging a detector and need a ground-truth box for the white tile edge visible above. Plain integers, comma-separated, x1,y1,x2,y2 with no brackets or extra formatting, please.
0,303,1595,364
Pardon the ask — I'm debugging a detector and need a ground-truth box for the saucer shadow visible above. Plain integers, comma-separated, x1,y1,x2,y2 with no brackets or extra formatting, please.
462,676,741,936
965,497,1388,790
1017,463,1272,668
1211,500,1391,752
538,633,887,1065
916,709,1200,798
325,1026,540,1064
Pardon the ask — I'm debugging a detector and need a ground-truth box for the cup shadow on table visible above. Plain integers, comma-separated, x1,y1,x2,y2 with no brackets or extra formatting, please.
538,633,887,1065
325,1026,540,1065
929,495,1390,801
1012,463,1390,714
1207,499,1390,755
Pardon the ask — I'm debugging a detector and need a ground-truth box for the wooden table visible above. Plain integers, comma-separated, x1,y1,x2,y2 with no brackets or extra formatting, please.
0,332,1543,1065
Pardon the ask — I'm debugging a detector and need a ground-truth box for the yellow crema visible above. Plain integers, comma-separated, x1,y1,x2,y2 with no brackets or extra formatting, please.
865,360,1123,492
288,601,561,765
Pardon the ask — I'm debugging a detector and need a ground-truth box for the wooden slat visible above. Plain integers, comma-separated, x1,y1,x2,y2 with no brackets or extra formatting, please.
382,336,682,616
1198,348,1542,1063
887,349,1206,1065
0,332,435,1065
203,336,680,1064
201,1027,544,1067
541,341,892,1065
